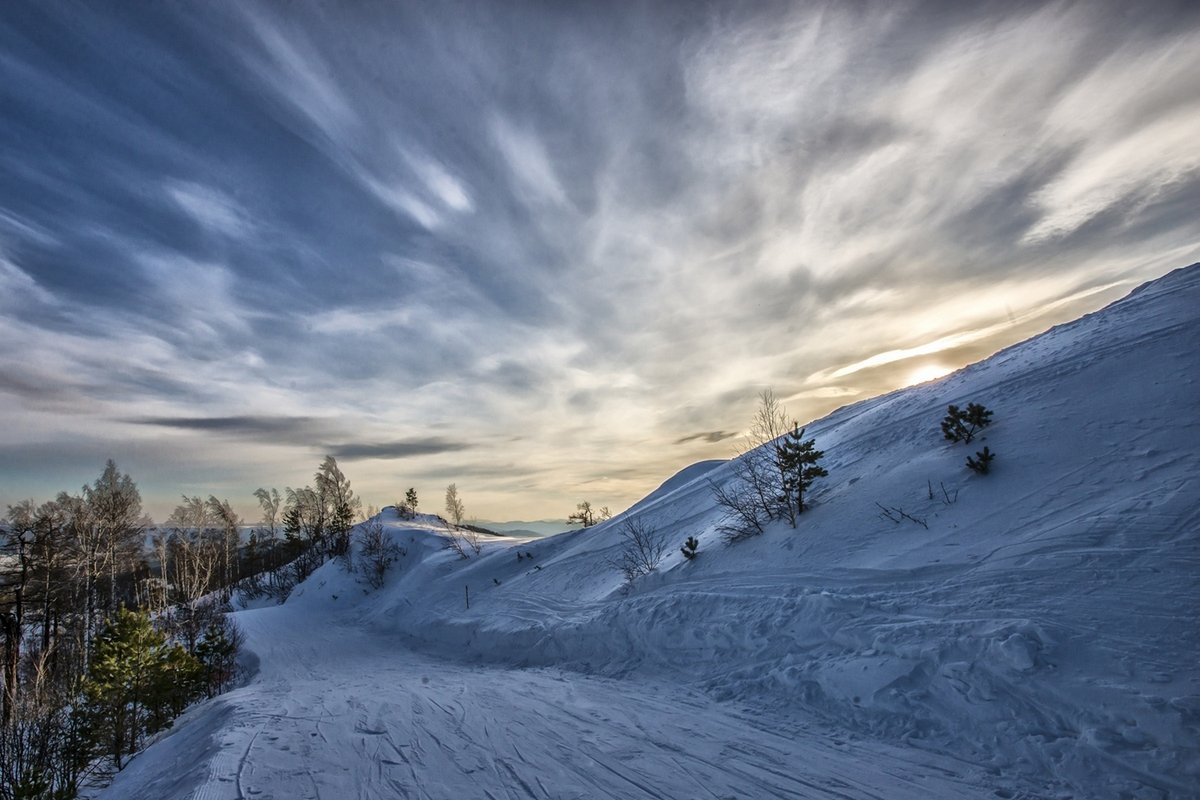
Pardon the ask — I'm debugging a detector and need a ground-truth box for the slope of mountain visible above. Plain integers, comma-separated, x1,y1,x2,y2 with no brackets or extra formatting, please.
103,264,1200,799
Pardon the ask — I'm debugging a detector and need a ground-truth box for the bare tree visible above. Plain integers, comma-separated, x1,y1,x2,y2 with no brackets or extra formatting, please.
608,519,669,587
252,488,282,595
316,456,359,559
83,460,145,618
462,526,482,556
253,488,281,535
568,501,598,527
357,521,404,589
164,497,222,608
55,461,146,662
444,484,465,526
443,528,468,560
206,496,241,595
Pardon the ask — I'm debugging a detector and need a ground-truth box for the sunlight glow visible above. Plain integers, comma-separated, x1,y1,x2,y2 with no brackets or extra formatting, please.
905,364,953,387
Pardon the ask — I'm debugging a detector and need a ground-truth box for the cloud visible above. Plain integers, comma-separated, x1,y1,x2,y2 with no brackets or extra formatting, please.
0,253,57,308
327,438,470,460
817,280,1131,381
0,209,58,247
674,431,738,445
166,181,250,238
128,415,340,450
789,387,861,401
359,176,443,230
403,148,474,213
241,13,356,144
488,114,568,206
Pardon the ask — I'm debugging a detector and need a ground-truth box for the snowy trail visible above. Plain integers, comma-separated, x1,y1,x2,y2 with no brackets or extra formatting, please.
103,603,997,800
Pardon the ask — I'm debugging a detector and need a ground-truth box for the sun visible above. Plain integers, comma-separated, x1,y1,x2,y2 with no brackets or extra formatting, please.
905,363,953,387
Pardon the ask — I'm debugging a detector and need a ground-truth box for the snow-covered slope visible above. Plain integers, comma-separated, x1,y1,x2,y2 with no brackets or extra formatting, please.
103,264,1200,799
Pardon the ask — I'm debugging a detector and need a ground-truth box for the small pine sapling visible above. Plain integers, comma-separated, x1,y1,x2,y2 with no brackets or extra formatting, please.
941,402,994,444
680,536,699,560
775,425,829,523
966,446,995,474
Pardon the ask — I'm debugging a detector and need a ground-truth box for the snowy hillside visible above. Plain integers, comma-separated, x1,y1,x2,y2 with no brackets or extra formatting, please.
102,265,1200,799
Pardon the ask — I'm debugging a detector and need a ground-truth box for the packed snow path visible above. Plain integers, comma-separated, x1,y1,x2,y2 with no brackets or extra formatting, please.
102,603,997,800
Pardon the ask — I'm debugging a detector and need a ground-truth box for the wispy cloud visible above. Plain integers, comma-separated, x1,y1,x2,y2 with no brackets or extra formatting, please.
488,114,568,206
327,438,470,460
402,147,474,213
674,431,738,446
132,415,324,437
166,181,250,238
241,13,356,145
0,253,57,308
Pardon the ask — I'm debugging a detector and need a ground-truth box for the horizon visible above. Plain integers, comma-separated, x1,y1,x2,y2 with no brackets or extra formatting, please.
3,1,1199,523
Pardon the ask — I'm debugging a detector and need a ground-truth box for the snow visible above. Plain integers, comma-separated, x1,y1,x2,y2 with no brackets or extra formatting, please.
99,264,1200,799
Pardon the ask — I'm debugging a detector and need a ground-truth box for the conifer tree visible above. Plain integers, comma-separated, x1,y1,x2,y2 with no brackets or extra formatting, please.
774,425,829,525
79,609,200,770
966,446,996,475
194,618,241,698
404,488,419,517
680,536,699,560
941,402,993,444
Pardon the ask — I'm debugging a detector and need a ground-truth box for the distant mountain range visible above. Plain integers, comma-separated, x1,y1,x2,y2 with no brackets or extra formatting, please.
472,519,581,537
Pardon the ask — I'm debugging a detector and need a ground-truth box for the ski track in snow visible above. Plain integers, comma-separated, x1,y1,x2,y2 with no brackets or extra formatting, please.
99,265,1200,800
104,609,994,800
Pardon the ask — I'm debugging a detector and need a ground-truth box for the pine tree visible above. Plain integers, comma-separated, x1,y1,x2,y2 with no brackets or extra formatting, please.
404,488,418,517
680,536,699,560
966,446,996,475
774,426,829,524
194,618,240,698
941,402,993,444
79,608,201,770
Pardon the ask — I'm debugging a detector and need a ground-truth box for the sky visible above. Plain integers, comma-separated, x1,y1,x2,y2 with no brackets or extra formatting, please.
1,0,1199,524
